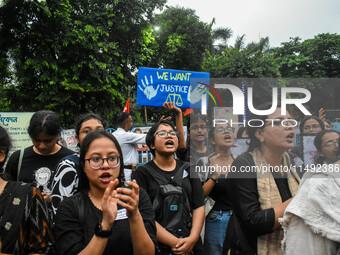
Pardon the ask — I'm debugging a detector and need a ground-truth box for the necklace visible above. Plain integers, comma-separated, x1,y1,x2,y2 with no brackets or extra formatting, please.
88,192,102,211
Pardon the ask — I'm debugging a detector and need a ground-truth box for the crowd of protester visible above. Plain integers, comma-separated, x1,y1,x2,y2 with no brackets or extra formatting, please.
0,104,340,255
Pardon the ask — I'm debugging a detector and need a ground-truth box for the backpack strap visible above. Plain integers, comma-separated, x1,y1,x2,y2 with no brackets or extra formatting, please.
171,162,191,187
143,161,191,186
17,149,24,181
143,164,169,185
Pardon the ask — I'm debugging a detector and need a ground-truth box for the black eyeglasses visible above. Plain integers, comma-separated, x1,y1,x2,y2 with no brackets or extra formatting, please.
216,127,234,134
191,125,207,131
155,131,178,138
86,156,120,169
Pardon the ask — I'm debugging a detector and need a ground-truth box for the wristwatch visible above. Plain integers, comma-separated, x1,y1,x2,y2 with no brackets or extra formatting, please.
210,177,218,184
94,223,112,238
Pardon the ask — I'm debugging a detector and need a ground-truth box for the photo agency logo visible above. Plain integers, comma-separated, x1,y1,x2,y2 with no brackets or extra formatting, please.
196,79,312,128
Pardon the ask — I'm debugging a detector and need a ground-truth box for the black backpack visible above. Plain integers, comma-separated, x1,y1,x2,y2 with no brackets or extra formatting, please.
143,162,192,238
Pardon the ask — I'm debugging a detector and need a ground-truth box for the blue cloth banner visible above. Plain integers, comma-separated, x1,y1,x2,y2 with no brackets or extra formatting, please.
137,67,210,108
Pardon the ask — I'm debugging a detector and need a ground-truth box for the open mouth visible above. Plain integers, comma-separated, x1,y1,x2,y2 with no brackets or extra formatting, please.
286,133,295,142
165,140,174,146
224,134,232,141
100,173,112,183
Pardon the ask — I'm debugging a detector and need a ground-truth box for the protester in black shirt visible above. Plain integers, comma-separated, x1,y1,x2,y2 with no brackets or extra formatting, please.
133,120,205,255
196,123,235,255
54,130,156,255
5,110,74,202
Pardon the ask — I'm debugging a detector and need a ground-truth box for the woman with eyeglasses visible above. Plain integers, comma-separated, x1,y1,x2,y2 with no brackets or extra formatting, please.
195,123,235,255
54,130,157,255
132,120,205,255
281,129,340,254
5,110,74,202
291,116,325,163
223,103,300,255
313,129,339,165
51,113,106,215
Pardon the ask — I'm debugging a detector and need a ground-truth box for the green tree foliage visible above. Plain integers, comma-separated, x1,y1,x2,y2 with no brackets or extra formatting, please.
0,0,165,127
274,33,340,114
210,26,233,54
202,36,281,108
202,41,280,78
151,6,212,71
275,33,340,78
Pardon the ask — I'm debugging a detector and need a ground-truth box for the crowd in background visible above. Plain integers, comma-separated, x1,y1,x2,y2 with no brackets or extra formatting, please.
0,103,340,255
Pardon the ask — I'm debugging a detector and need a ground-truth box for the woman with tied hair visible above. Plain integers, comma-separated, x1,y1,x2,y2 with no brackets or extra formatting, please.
0,125,54,254
224,102,300,255
5,110,74,202
54,130,156,255
51,113,106,215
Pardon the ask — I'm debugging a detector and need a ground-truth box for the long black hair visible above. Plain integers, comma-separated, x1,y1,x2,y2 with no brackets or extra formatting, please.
78,130,124,191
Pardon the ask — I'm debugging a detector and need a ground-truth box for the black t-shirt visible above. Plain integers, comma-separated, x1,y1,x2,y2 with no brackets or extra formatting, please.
209,177,232,211
54,188,157,255
132,160,204,211
195,156,232,211
5,146,74,194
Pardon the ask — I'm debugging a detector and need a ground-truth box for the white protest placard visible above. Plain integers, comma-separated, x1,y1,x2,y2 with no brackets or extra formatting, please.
231,138,250,158
0,112,34,153
302,135,317,166
60,129,78,152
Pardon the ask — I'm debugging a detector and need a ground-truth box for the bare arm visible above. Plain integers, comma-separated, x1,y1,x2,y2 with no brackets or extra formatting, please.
273,198,292,230
163,102,186,151
155,221,179,248
172,206,205,254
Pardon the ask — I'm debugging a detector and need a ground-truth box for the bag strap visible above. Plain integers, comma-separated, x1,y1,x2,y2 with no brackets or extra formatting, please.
172,162,190,186
144,161,191,186
17,149,24,181
143,164,169,185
